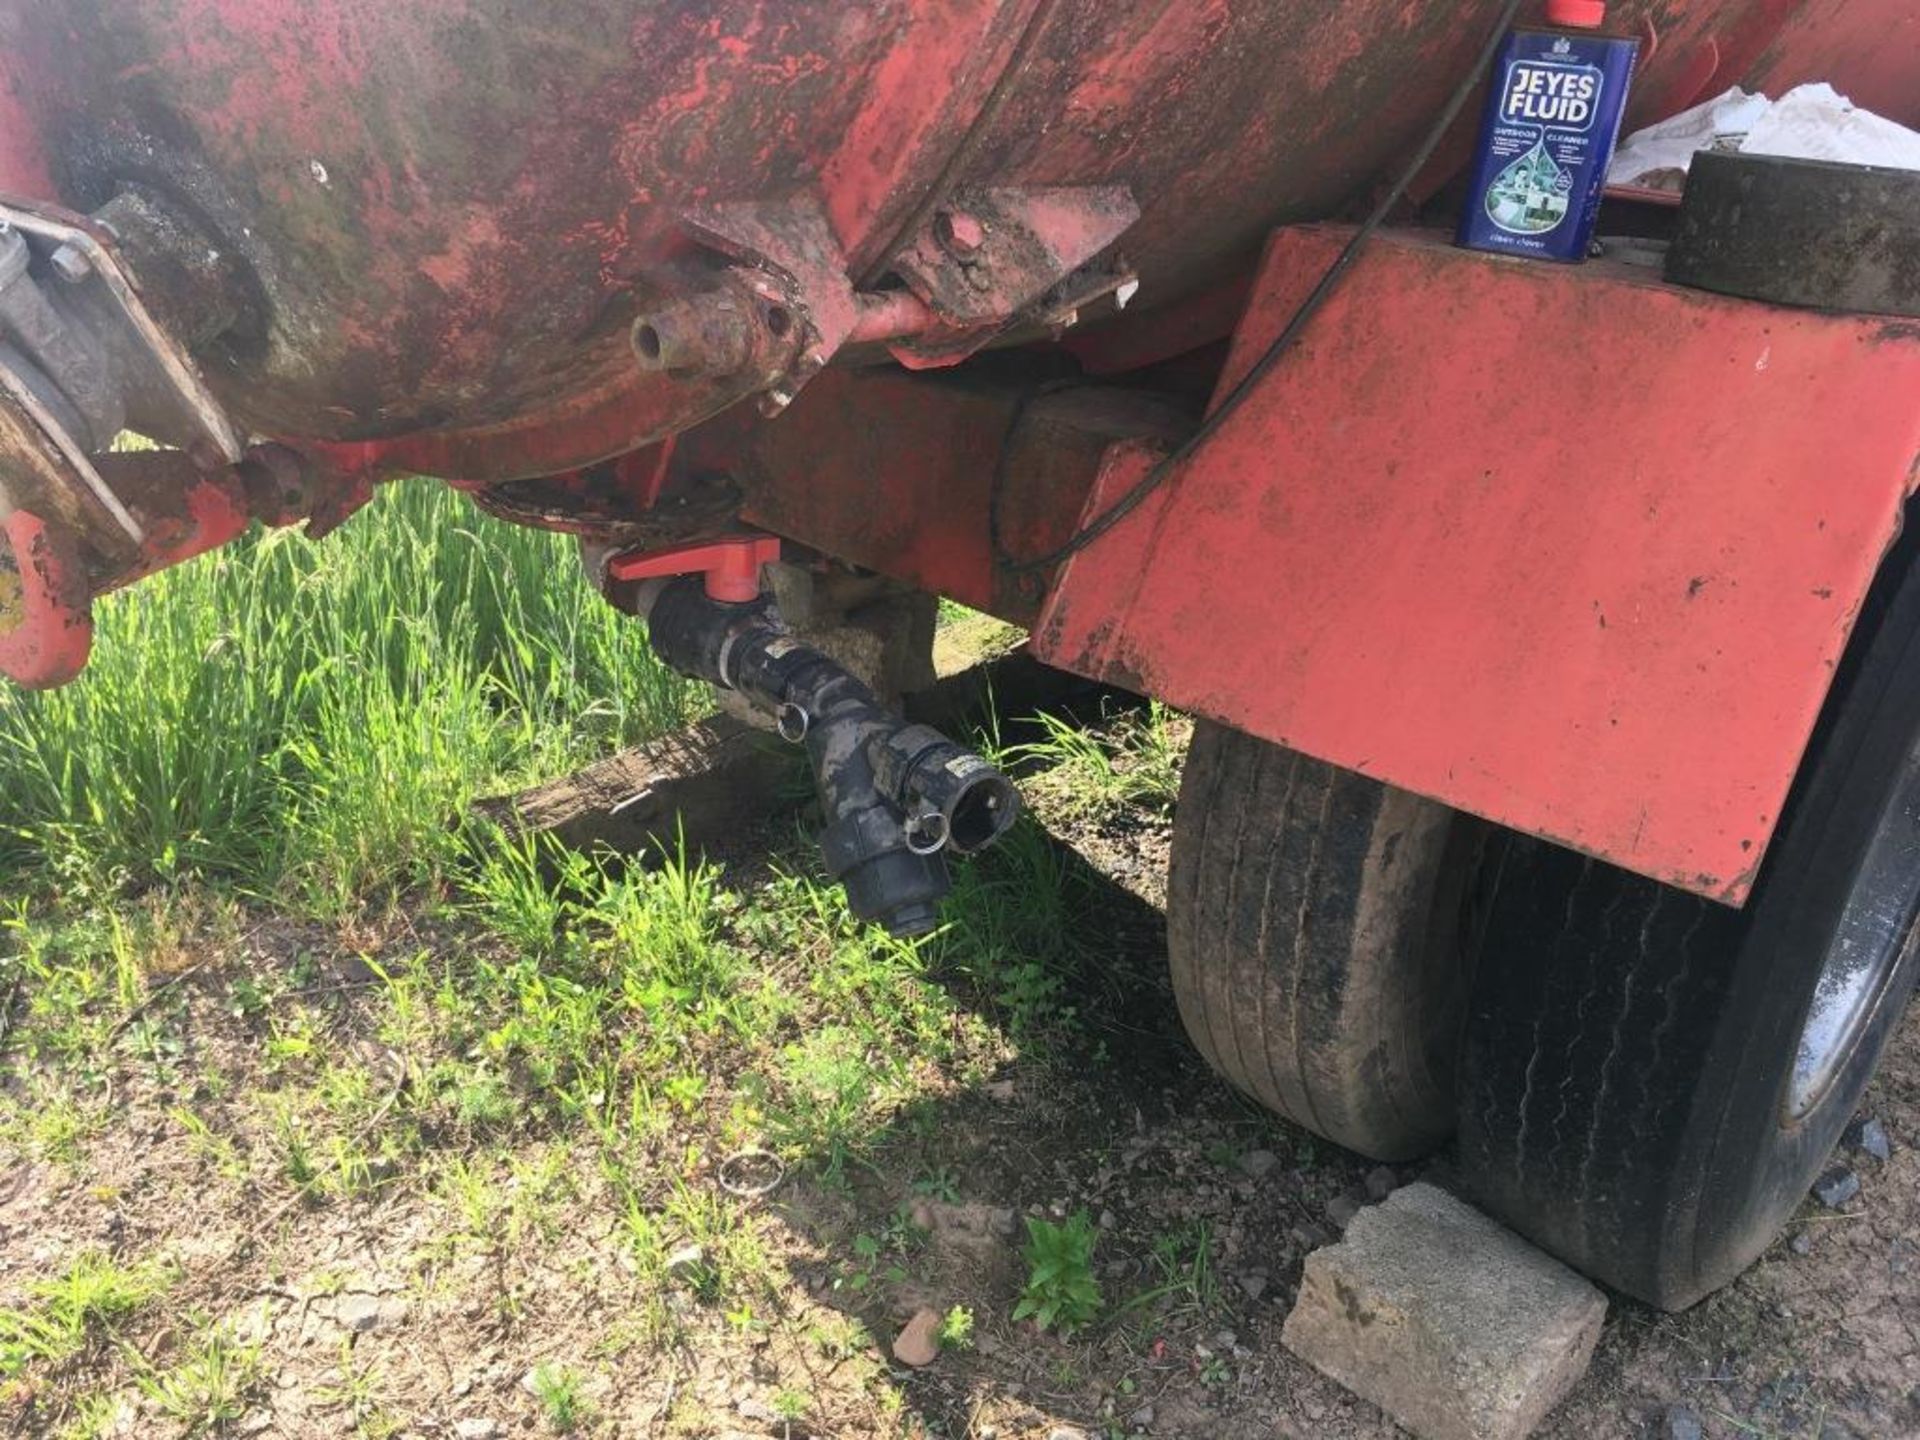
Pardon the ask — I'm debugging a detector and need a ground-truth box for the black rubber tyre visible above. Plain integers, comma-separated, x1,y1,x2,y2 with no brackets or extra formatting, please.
1168,721,1484,1162
1459,554,1920,1311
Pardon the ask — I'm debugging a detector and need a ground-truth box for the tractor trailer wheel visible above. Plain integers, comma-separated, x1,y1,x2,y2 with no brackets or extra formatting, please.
1458,552,1920,1311
1168,721,1484,1162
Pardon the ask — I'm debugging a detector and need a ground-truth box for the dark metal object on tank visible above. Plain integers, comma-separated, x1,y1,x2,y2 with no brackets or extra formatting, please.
0,222,124,450
19,0,1903,482
0,188,293,689
0,193,248,546
643,573,1018,936
1667,152,1920,317
462,450,744,552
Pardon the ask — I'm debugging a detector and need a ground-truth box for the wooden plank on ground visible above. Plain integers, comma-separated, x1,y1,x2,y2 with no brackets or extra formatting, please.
471,648,1131,857
470,714,796,857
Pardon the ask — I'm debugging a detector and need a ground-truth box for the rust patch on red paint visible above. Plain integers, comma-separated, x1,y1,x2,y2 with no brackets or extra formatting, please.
1034,226,1920,905
0,0,1903,494
0,509,92,688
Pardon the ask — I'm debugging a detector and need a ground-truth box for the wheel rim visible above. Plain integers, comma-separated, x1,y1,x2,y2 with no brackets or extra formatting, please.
1785,803,1920,1122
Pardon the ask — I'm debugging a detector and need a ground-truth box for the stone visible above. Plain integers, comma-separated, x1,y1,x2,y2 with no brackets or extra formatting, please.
736,1396,778,1423
1662,1403,1704,1440
1789,1230,1814,1256
1237,1270,1270,1302
1851,1117,1892,1163
1130,1402,1155,1429
1281,1183,1606,1440
1326,1193,1364,1230
892,1308,942,1367
333,1293,401,1334
1812,1166,1861,1209
1239,1150,1280,1179
1048,1429,1089,1440
1365,1166,1400,1202
453,1421,502,1440
1290,1222,1336,1252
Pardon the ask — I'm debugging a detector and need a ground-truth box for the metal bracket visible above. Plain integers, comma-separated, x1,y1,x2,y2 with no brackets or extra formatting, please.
885,185,1141,367
0,196,245,559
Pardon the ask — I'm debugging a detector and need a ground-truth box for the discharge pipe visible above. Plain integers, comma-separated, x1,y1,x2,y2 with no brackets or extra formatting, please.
640,573,1019,936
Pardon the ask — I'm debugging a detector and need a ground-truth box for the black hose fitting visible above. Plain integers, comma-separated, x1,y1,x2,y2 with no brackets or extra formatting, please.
646,577,1019,936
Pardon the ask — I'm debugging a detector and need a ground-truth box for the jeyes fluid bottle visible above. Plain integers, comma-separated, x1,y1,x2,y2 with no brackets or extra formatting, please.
1458,0,1639,263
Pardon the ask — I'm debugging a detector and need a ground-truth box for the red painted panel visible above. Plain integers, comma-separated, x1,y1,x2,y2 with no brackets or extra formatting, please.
0,511,92,690
1033,227,1920,904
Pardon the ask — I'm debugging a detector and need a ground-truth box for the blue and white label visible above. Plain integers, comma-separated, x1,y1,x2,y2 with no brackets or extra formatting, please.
1500,62,1604,129
1459,24,1639,262
1485,140,1576,235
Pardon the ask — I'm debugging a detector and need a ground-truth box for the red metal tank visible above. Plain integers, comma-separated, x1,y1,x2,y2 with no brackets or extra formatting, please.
0,0,1910,482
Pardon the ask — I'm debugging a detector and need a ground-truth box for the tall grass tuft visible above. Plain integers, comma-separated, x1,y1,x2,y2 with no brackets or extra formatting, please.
0,481,698,908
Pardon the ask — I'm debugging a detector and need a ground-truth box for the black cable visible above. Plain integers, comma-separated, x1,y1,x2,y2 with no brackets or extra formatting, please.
857,0,1064,292
1000,0,1527,575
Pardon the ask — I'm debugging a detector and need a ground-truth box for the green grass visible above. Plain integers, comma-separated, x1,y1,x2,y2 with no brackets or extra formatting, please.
0,481,698,911
528,1362,589,1434
1007,701,1186,821
131,1319,265,1434
0,1250,174,1377
1115,1219,1221,1323
0,477,1205,1430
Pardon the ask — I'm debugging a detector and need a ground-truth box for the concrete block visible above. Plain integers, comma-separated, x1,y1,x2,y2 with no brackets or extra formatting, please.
1281,1182,1605,1440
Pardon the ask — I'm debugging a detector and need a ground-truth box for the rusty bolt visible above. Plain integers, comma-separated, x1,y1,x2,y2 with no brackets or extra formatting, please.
934,210,986,259
235,443,317,528
48,243,92,284
631,292,756,380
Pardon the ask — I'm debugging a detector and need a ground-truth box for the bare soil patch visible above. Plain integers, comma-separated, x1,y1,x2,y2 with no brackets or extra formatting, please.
2,743,1915,1440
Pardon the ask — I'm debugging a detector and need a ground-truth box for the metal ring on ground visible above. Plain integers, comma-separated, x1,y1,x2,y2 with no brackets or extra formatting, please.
717,1146,787,1199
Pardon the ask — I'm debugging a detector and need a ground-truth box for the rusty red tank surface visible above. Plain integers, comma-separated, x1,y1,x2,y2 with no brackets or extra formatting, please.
0,0,1910,479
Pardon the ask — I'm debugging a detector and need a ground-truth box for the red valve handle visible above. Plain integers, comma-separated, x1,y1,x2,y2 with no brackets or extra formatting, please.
605,534,782,603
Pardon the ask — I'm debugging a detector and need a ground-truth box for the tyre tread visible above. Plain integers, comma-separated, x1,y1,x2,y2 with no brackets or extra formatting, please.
1170,722,1472,1161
